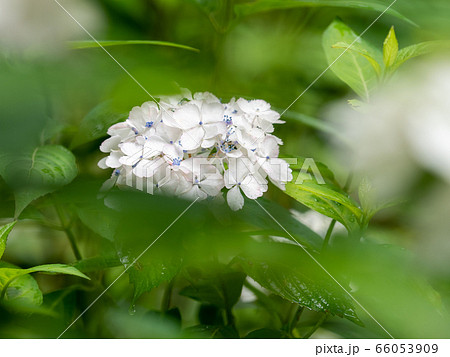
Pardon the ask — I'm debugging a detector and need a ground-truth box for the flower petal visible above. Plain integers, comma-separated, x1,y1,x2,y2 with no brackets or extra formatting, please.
201,102,224,124
97,157,109,169
180,126,204,151
100,135,121,153
227,185,244,211
105,151,122,168
172,103,201,129
241,175,267,199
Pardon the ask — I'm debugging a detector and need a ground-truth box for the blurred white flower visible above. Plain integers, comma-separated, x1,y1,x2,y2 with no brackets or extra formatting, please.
98,91,292,210
291,209,345,237
328,60,450,200
0,0,104,52
224,157,268,211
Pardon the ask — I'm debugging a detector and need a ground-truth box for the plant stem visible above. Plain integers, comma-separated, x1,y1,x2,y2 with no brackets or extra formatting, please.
288,305,305,336
321,219,336,252
220,276,235,327
302,313,327,339
54,201,82,261
161,278,175,313
65,227,82,261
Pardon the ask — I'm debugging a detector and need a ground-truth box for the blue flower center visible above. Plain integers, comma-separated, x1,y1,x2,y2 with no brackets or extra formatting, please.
220,140,238,153
223,114,233,125
145,121,154,128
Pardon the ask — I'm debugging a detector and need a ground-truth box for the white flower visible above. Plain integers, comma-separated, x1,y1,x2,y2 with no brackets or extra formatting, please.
253,136,293,190
224,158,268,211
180,158,224,200
162,102,226,151
127,101,160,135
98,91,291,210
237,98,284,134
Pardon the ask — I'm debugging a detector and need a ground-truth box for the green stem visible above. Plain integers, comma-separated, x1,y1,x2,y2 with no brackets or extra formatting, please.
243,280,283,325
65,227,82,261
321,219,336,252
302,313,327,339
54,202,82,261
220,276,235,327
0,277,17,301
161,278,175,313
343,171,354,192
288,306,305,336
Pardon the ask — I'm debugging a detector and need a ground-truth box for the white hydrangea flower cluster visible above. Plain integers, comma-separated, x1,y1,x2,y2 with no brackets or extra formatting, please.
98,91,292,210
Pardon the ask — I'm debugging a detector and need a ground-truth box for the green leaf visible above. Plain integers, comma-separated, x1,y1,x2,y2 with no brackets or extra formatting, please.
238,198,324,251
322,19,382,100
71,101,128,149
0,221,16,260
348,99,366,111
235,1,415,26
358,178,403,226
237,242,361,325
288,156,337,183
0,145,78,218
69,40,199,52
128,257,182,304
74,255,122,273
392,41,450,71
244,328,287,338
285,170,362,233
0,264,88,305
24,264,90,279
185,324,240,338
332,42,381,76
180,265,245,309
383,26,398,68
0,262,42,308
75,202,120,241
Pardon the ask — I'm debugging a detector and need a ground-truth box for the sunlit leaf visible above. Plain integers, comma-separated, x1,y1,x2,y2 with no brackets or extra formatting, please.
0,146,78,218
383,26,399,68
0,221,16,260
332,41,381,76
0,263,88,309
285,170,362,233
0,262,42,308
322,19,382,100
69,40,199,52
237,242,362,325
392,40,450,71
